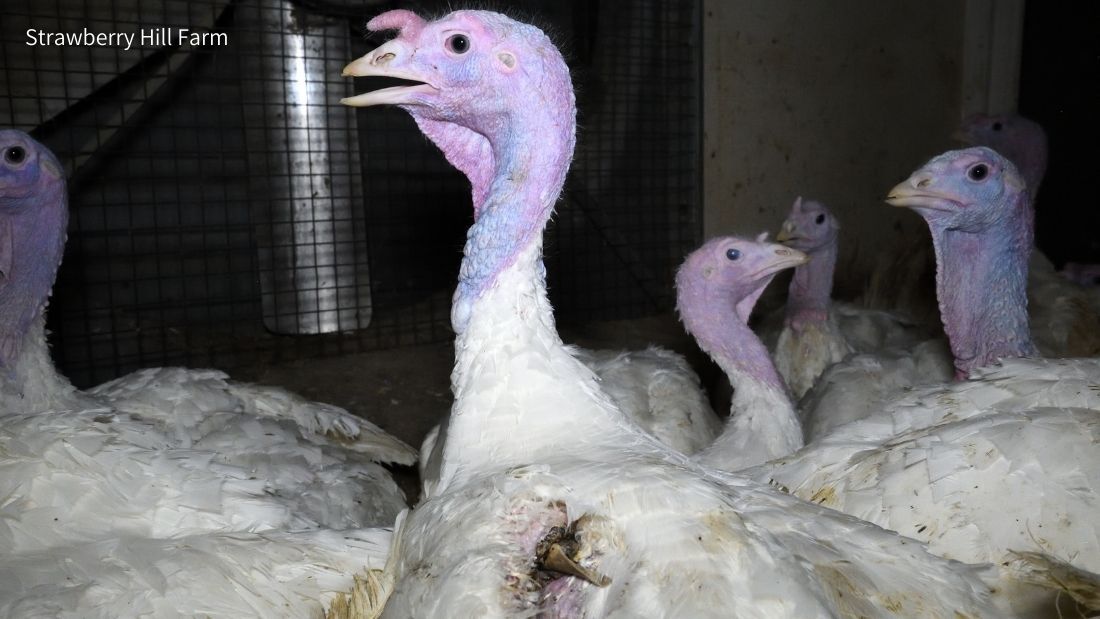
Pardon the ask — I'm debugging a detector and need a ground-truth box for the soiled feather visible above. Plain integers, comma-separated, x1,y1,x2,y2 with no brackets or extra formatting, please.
0,528,391,618
751,406,1100,616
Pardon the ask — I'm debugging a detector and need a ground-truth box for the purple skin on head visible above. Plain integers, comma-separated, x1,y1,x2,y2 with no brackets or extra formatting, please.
676,233,808,394
886,146,1037,378
776,196,838,331
341,10,576,331
0,130,68,368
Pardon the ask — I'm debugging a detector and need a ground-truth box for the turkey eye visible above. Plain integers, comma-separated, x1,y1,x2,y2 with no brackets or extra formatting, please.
814,214,825,225
992,122,1003,131
4,146,25,164
967,163,989,181
446,34,470,54
725,248,741,261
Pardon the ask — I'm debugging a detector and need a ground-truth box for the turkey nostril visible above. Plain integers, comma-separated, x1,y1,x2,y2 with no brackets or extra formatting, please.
916,178,931,189
373,52,395,65
775,248,793,256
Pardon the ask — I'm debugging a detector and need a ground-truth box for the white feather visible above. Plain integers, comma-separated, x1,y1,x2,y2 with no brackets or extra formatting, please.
0,528,391,618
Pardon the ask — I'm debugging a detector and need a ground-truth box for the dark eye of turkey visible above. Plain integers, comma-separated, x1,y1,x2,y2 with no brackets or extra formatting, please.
725,248,741,261
4,146,25,164
967,163,989,181
814,214,825,225
447,34,470,54
992,122,1003,131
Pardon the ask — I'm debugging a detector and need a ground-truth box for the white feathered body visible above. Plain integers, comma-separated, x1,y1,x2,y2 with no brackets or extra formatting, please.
1028,252,1100,358
567,346,721,455
750,357,1100,615
794,258,1098,442
0,320,415,614
798,338,954,439
387,247,1004,618
420,345,720,500
387,458,1000,618
774,312,852,399
0,528,392,618
770,301,938,401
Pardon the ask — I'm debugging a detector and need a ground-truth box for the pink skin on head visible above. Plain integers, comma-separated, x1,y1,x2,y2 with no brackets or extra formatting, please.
677,234,807,393
345,17,591,608
776,196,839,331
343,11,576,331
367,9,427,39
887,146,1036,378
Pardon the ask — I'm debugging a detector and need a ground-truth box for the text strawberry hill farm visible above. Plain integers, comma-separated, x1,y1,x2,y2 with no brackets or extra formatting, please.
26,28,227,51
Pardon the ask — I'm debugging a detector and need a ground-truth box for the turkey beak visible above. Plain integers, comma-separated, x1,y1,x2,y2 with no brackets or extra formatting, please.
885,177,958,211
340,41,438,107
775,223,797,244
759,246,808,278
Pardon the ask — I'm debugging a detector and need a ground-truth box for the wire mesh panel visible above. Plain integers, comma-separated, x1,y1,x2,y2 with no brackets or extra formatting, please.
1,0,701,387
552,0,701,319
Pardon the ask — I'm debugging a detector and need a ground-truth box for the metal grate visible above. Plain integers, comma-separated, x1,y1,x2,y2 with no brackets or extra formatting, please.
1,0,701,388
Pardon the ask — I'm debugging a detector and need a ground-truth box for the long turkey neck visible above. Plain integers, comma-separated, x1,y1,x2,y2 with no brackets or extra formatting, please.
449,121,573,333
436,101,673,490
681,291,803,470
0,314,91,414
931,195,1037,378
785,240,836,325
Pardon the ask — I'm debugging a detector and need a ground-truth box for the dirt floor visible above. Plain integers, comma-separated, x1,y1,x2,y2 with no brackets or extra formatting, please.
244,312,726,503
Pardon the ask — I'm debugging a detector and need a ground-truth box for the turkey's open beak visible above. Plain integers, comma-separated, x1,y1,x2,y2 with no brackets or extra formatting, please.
885,178,960,212
340,42,438,107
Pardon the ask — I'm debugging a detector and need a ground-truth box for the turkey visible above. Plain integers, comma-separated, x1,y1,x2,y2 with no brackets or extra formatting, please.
729,147,1100,617
765,197,953,439
675,165,1100,615
679,233,809,470
768,196,946,404
568,346,720,455
862,113,1100,357
0,527,393,617
954,113,1046,197
420,344,721,500
334,10,1077,617
0,129,411,614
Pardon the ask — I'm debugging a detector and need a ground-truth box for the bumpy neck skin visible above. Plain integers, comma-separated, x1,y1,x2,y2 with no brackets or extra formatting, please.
785,241,836,327
449,123,570,334
0,138,93,415
680,284,803,471
435,96,673,490
930,197,1037,378
0,176,66,369
0,315,93,414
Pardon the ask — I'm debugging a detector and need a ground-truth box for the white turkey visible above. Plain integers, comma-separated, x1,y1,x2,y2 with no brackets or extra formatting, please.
694,147,1100,617
335,10,1080,616
0,128,412,615
419,344,721,500
863,113,1100,357
767,196,948,412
